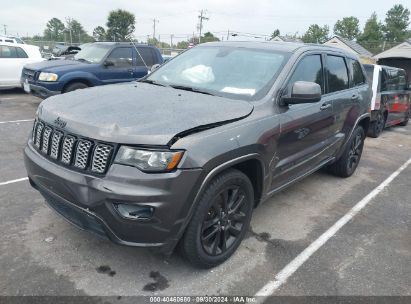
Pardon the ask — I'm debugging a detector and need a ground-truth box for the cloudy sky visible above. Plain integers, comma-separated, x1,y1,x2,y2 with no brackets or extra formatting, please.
1,0,410,42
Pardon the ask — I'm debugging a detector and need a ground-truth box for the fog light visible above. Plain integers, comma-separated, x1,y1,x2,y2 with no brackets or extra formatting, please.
114,203,154,221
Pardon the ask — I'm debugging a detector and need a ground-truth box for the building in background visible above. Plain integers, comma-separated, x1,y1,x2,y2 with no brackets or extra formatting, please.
374,40,411,83
270,35,302,43
324,36,374,63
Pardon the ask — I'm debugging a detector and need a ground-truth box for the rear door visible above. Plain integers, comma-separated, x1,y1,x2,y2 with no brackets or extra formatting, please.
99,47,134,84
133,47,154,79
274,53,336,188
326,54,360,147
383,68,410,125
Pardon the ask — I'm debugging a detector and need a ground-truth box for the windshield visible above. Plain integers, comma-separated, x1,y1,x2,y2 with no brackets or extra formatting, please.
74,44,111,63
146,46,290,100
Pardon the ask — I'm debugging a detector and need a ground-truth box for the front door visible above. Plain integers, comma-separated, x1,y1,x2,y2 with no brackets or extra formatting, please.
99,47,134,84
273,53,336,190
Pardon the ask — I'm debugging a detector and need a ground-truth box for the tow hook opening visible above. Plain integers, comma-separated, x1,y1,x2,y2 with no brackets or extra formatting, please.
114,203,154,221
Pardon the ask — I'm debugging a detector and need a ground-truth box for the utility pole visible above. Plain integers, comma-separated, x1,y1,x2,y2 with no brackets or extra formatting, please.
227,29,230,41
2,24,7,35
197,9,209,44
170,34,174,48
152,18,159,40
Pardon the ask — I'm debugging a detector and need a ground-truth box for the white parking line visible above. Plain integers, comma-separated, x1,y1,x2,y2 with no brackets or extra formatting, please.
0,119,34,124
0,177,28,186
255,156,411,301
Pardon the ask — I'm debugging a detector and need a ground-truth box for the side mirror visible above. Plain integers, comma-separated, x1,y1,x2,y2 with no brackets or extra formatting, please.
150,64,161,73
282,81,322,105
104,60,114,67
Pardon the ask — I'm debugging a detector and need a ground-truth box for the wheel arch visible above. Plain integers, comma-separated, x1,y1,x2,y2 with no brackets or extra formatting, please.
62,78,94,92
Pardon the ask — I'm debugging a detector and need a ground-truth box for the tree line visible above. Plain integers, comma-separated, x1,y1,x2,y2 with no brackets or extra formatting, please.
272,4,410,54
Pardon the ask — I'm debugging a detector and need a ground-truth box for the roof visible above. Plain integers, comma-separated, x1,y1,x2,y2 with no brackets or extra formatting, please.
325,36,373,57
201,41,360,58
374,40,411,60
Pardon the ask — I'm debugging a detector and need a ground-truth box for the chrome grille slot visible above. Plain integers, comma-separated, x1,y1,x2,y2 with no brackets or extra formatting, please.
91,144,113,173
34,122,44,149
50,131,63,159
61,136,75,164
31,120,113,174
74,140,92,169
41,127,52,154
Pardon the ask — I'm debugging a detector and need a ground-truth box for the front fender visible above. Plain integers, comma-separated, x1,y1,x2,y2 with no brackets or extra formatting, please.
58,71,101,86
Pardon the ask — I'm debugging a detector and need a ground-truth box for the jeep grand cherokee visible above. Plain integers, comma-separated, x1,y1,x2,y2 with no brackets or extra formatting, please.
24,42,371,268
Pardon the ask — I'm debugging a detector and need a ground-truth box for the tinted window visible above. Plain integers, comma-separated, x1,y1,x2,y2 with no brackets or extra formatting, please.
0,45,17,58
107,47,133,67
16,47,28,58
383,68,407,91
136,47,155,67
363,65,375,84
350,60,365,87
327,55,349,93
288,55,324,93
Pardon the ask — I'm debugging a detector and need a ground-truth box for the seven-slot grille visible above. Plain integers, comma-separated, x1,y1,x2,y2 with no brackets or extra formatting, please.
32,120,114,174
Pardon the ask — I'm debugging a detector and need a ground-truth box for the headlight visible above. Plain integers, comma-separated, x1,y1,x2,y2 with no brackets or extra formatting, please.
114,147,184,172
38,72,58,82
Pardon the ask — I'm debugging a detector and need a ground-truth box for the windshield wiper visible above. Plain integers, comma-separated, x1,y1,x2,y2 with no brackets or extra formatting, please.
140,79,168,87
169,85,215,96
75,58,90,63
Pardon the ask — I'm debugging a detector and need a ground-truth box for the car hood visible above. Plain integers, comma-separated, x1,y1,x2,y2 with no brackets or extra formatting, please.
24,59,90,72
37,82,254,146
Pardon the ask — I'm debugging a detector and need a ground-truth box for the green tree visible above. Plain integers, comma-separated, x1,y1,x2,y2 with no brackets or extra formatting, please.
106,9,135,41
334,16,360,40
270,29,280,39
66,18,91,43
383,4,410,42
357,12,384,53
176,41,189,49
93,26,106,41
302,24,329,43
201,32,220,43
44,18,65,41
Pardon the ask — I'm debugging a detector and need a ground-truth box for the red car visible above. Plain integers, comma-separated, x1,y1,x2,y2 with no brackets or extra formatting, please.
364,64,411,138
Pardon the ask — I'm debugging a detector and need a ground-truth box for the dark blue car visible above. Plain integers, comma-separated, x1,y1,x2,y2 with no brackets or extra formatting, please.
21,42,163,98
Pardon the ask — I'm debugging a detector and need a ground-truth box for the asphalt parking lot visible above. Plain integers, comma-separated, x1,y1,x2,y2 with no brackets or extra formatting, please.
0,89,410,301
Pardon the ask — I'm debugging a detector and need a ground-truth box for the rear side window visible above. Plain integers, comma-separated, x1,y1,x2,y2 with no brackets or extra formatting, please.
136,47,156,67
0,45,17,58
382,68,407,91
350,60,365,87
16,47,28,58
288,55,324,93
107,47,133,67
327,55,349,93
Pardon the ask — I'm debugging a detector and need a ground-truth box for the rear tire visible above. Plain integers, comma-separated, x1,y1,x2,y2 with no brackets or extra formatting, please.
329,126,365,178
63,82,88,93
181,169,254,268
368,111,385,138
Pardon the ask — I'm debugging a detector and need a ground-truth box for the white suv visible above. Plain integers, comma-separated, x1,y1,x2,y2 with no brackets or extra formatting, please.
0,36,25,44
0,42,44,89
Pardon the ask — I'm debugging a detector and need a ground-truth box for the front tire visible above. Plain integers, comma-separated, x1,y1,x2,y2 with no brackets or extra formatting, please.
399,107,410,126
63,82,89,93
330,126,365,178
181,169,254,268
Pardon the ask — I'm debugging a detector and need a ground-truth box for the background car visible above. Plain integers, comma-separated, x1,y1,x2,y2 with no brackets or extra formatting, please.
21,42,163,98
0,35,25,44
0,42,44,90
364,64,411,137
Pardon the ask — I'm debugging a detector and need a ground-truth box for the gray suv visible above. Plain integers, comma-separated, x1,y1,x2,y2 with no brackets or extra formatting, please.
24,42,371,268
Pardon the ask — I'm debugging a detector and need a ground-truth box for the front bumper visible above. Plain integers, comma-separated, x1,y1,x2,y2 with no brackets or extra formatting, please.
21,77,61,99
24,142,203,252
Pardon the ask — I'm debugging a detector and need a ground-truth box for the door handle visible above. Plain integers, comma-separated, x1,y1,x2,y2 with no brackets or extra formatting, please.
128,69,133,73
320,103,332,111
351,94,359,101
